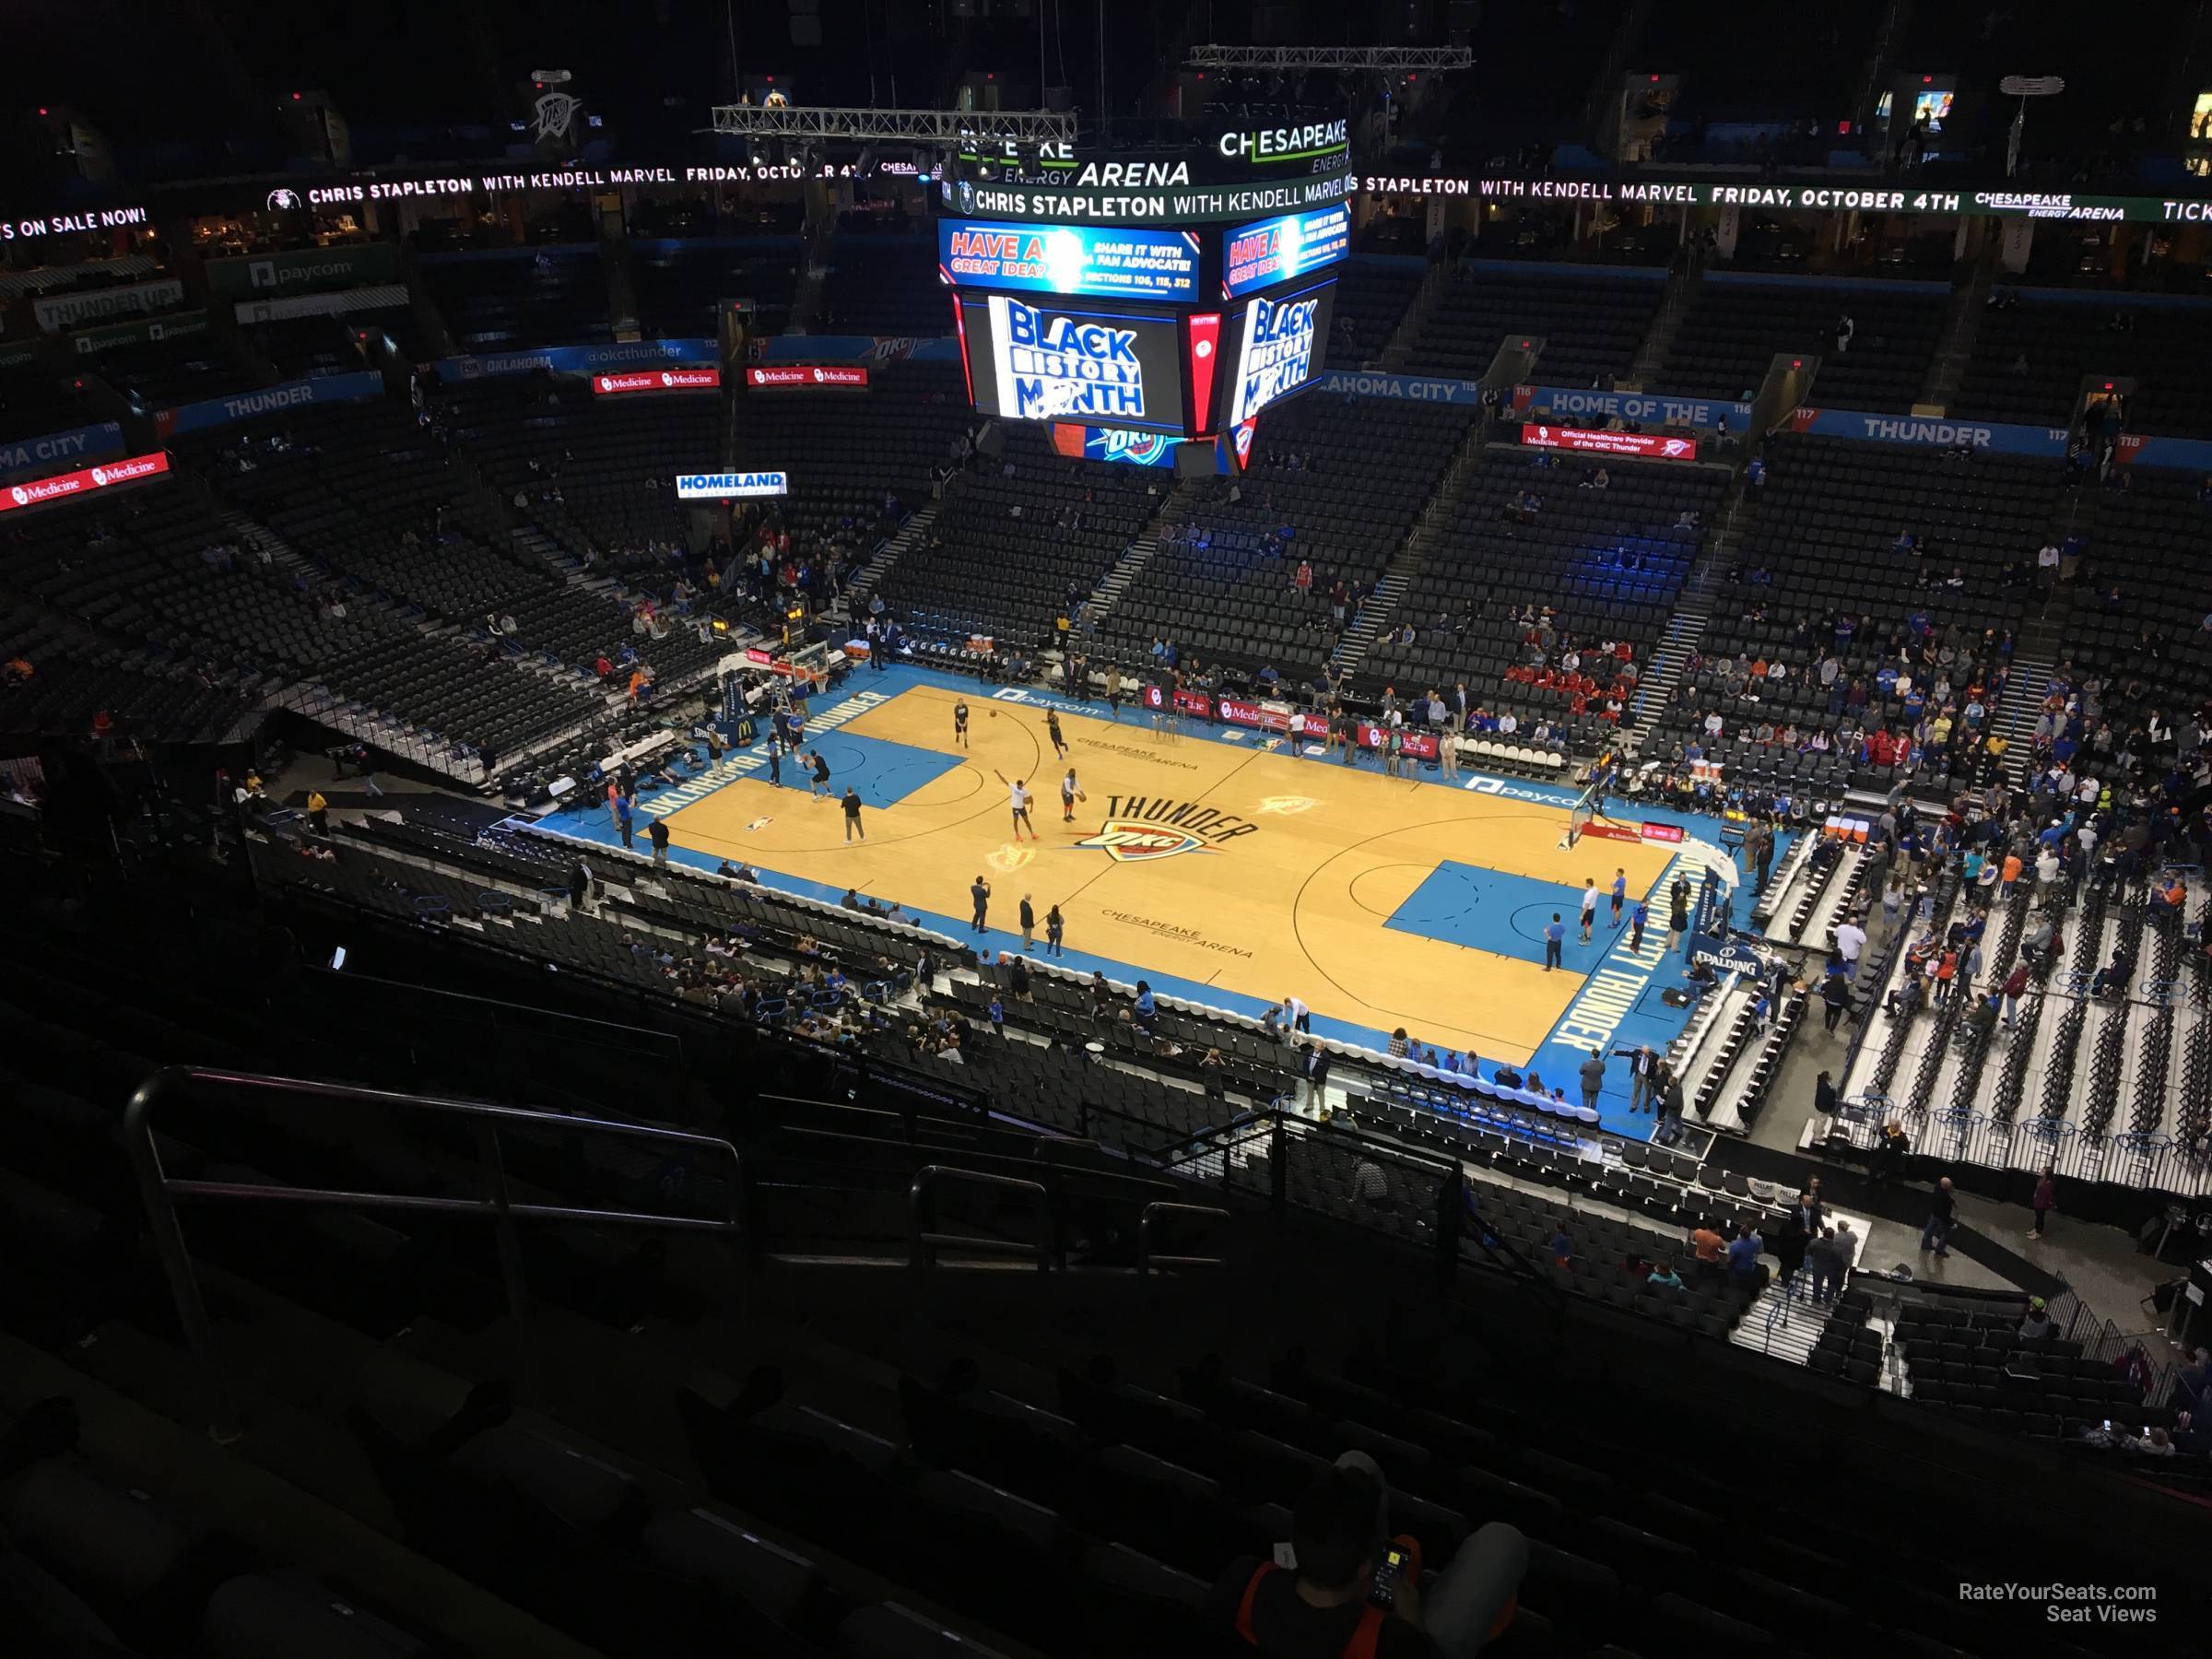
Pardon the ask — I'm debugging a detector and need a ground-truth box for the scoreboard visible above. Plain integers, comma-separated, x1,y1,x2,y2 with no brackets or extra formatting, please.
937,147,1352,457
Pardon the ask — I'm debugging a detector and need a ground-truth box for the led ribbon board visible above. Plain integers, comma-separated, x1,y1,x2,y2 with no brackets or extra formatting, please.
1220,204,1350,300
938,219,1200,302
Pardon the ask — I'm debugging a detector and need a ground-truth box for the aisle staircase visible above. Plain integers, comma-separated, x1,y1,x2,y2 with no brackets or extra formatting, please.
1375,259,1454,370
1330,415,1492,677
1728,1268,1824,1366
841,501,940,618
1918,241,1998,411
1619,473,1747,753
1076,479,1206,633
1626,261,1701,388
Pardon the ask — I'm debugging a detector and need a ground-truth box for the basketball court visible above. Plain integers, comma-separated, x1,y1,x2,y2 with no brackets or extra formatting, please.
534,665,1757,1135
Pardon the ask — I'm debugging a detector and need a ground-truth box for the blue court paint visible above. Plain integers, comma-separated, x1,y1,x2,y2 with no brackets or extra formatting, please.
798,732,965,810
1384,860,1604,973
537,661,1780,1141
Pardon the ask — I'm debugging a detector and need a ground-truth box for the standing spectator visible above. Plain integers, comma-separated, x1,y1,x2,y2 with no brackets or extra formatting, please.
1920,1175,1956,1257
1613,1043,1656,1112
1018,893,1036,952
358,747,383,799
970,875,991,933
1833,914,1866,979
615,792,635,850
306,789,328,836
1578,1048,1606,1115
2029,1166,2056,1240
1814,1069,1838,1122
1725,1223,1764,1287
1666,882,1689,955
1296,1041,1331,1110
1772,1207,1809,1291
648,817,671,865
841,786,865,843
1045,903,1065,957
1820,971,1852,1032
1543,913,1565,971
1629,896,1649,955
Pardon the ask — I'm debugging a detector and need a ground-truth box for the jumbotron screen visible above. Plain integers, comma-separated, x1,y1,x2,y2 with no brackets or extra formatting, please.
955,292,1188,434
1220,276,1335,427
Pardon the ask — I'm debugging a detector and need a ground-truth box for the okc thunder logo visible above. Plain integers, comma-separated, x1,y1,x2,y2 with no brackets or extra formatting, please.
1070,820,1219,862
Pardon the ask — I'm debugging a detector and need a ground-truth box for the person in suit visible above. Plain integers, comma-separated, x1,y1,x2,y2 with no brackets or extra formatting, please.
1772,1206,1810,1291
1296,1042,1332,1112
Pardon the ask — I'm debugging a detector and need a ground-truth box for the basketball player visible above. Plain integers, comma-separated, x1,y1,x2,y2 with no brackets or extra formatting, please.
808,748,832,799
953,698,971,747
1060,766,1086,822
994,771,1036,841
1046,708,1067,759
1579,877,1599,943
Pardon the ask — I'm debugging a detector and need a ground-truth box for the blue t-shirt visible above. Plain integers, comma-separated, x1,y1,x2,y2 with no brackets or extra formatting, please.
1727,1234,1761,1274
1611,875,1627,900
1545,921,1565,945
1135,990,1156,1017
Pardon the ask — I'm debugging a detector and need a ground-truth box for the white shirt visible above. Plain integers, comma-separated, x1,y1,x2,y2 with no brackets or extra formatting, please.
1009,782,1030,811
1581,888,1599,915
1835,921,1867,961
1061,773,1077,799
1283,996,1310,1023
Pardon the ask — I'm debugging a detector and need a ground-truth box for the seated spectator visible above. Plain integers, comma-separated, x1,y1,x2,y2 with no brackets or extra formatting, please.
1208,1458,1527,1659
1646,1258,1684,1290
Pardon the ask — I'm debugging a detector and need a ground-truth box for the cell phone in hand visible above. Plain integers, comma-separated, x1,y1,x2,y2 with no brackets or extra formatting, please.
1370,1545,1411,1609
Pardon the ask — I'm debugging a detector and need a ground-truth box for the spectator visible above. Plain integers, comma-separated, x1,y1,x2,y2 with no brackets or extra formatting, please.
1578,1048,1606,1114
1207,1458,1525,1658
1647,1258,1685,1290
2029,1166,2056,1240
1920,1176,1956,1257
2019,1298,2054,1345
1690,1218,1727,1279
1546,1221,1572,1265
1725,1223,1763,1285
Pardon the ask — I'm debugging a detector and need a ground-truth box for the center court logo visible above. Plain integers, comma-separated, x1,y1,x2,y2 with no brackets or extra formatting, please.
1069,795,1259,862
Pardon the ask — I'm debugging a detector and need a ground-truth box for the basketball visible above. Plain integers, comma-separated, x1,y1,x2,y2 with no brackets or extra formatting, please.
989,710,997,718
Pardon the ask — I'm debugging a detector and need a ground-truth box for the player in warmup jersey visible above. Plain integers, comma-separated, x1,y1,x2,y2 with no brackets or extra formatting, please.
953,699,971,747
1061,766,1086,822
994,771,1036,841
1047,709,1068,759
808,749,832,799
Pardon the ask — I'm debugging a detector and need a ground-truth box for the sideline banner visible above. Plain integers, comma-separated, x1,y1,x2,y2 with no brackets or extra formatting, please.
0,450,169,514
0,420,124,483
1522,425,1699,460
2116,432,2212,472
594,367,721,395
1314,369,1487,403
67,311,208,355
156,369,383,439
1514,384,1752,431
1788,406,2069,455
676,470,787,499
205,243,396,300
433,338,718,382
752,334,963,365
747,365,870,388
34,277,186,333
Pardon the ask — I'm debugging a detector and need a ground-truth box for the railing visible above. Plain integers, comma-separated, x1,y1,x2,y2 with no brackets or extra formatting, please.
126,1065,745,1441
1138,1202,1233,1275
288,965,686,1069
907,1165,1051,1272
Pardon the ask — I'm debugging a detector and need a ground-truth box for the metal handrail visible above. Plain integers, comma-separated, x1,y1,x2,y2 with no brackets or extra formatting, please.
1138,1203,1232,1275
125,1065,744,1441
907,1164,1051,1272
293,965,686,1064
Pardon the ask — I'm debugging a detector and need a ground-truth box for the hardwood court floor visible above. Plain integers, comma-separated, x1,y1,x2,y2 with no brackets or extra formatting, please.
661,682,1676,1063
